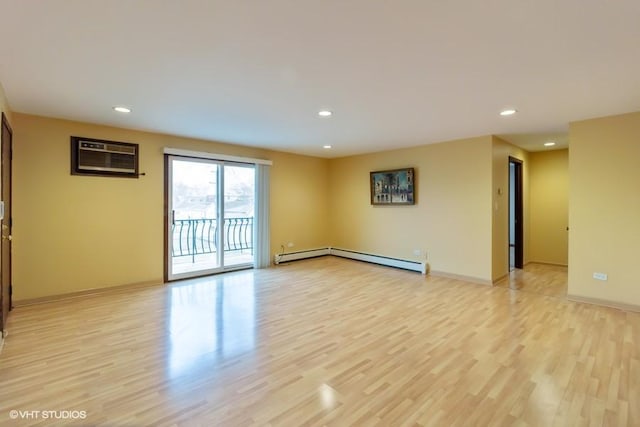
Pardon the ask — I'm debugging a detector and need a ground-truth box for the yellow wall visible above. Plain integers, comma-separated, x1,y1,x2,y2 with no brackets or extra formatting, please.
529,149,568,265
491,137,529,281
569,112,640,306
329,136,493,283
269,150,330,251
12,113,329,301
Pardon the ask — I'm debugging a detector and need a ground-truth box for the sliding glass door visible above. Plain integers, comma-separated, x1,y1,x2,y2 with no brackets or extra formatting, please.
167,156,255,280
223,164,255,267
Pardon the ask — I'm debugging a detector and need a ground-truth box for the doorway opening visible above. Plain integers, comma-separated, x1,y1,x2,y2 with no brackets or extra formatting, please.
509,157,523,271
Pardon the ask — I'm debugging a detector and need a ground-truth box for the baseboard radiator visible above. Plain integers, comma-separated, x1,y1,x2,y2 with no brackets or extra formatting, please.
273,248,331,264
274,247,426,274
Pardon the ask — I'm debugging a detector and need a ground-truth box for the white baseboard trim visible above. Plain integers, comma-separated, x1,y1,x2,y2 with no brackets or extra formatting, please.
329,248,426,274
430,270,493,286
273,247,426,274
567,294,640,313
274,248,331,264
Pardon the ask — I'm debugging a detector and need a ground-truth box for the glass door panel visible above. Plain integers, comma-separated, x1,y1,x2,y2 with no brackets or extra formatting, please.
169,158,220,278
223,164,255,267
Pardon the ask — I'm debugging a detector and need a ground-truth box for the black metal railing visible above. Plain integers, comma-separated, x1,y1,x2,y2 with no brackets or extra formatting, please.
172,217,253,261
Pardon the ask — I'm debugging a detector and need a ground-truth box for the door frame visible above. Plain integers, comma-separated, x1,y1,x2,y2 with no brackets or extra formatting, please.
165,155,223,281
164,155,255,282
1,112,13,336
508,156,524,270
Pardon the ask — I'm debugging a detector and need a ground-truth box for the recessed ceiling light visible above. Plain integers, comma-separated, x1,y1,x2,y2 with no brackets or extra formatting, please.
499,108,517,116
323,145,332,149
544,141,556,147
113,106,131,113
318,110,332,117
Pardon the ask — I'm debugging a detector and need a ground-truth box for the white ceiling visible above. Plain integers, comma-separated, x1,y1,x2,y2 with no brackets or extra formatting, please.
0,0,638,158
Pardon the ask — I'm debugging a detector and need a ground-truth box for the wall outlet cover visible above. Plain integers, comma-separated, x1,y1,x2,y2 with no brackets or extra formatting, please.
593,272,608,281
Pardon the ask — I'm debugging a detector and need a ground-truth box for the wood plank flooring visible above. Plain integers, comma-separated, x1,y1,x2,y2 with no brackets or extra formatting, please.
495,263,568,298
0,257,638,426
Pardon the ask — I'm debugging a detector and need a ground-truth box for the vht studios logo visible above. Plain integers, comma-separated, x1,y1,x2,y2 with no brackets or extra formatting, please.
9,410,87,420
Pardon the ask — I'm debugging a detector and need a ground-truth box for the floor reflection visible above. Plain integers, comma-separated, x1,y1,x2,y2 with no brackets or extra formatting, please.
495,263,567,298
167,271,256,378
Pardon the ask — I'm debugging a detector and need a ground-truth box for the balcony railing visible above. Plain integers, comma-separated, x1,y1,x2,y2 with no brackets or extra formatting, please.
172,217,253,261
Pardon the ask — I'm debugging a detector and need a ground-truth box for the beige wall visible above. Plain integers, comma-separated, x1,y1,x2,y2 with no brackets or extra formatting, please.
329,136,493,282
529,149,568,265
491,137,529,281
12,113,329,301
269,150,330,251
568,112,640,306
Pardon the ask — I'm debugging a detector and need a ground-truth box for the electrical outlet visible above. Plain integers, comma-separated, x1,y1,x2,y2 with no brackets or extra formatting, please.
413,249,421,256
287,242,294,248
593,272,608,281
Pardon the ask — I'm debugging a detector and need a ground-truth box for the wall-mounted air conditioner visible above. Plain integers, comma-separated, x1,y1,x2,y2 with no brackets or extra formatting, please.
71,136,139,178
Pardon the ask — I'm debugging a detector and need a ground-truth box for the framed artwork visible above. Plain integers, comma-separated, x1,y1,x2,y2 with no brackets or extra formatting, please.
370,168,415,205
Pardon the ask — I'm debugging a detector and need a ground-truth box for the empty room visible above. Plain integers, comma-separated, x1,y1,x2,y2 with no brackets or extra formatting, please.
0,1,639,426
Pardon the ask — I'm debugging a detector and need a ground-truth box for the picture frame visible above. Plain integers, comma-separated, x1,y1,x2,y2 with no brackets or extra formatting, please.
370,168,415,205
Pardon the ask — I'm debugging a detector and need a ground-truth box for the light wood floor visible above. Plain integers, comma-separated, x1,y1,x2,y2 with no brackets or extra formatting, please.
496,263,569,298
0,257,638,426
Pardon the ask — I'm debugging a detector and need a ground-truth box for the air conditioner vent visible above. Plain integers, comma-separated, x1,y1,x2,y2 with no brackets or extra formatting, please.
71,136,139,178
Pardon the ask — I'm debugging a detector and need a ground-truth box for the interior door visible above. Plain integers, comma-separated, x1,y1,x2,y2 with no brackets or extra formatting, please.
1,113,13,335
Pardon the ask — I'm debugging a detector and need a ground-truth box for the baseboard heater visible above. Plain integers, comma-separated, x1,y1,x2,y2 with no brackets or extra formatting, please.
274,248,331,264
274,247,426,274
